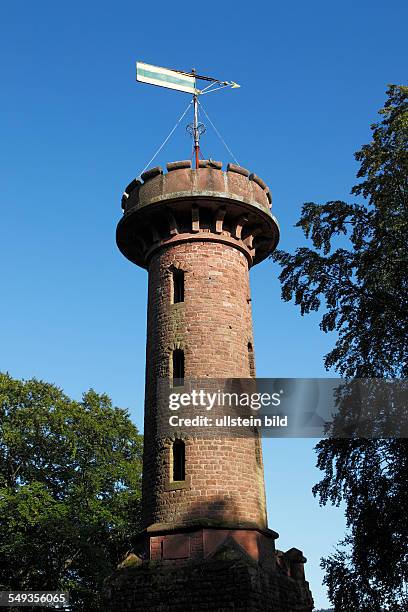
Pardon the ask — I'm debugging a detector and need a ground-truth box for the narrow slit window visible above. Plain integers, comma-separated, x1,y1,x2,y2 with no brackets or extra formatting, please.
172,349,184,386
248,342,255,378
255,435,262,467
173,270,184,303
172,439,185,481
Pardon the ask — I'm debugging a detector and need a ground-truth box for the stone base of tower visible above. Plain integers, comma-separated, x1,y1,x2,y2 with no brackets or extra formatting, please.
102,527,313,611
103,555,313,612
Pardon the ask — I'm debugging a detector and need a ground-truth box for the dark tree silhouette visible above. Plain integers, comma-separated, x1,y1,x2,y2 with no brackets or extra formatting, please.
272,85,408,611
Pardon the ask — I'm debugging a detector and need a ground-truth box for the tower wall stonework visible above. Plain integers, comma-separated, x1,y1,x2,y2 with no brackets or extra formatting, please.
143,241,267,531
147,242,254,380
104,161,314,611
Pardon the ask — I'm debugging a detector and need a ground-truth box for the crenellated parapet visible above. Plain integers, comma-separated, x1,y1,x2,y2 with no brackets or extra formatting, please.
117,160,279,268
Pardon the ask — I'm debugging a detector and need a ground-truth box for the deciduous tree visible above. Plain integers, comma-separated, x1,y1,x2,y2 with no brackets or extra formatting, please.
0,373,143,611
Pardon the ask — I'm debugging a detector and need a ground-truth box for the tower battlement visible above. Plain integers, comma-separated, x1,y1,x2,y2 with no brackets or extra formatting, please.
117,160,279,268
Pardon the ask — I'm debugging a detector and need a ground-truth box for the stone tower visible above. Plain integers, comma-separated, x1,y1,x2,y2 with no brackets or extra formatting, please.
106,160,313,611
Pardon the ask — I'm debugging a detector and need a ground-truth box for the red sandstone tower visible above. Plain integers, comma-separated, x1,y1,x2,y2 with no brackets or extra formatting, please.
110,159,313,611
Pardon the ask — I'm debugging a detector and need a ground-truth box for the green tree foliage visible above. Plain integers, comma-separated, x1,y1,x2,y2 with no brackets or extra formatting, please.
272,85,408,611
0,373,143,611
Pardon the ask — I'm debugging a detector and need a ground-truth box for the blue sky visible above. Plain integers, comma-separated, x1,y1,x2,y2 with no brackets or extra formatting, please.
1,1,406,607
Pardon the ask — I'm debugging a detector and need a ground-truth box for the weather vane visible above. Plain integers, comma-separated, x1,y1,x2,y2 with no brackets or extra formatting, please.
136,61,240,169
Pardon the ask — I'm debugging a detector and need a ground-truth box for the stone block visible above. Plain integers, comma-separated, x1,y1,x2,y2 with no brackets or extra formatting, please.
167,161,192,171
227,163,250,177
141,166,163,182
249,173,268,191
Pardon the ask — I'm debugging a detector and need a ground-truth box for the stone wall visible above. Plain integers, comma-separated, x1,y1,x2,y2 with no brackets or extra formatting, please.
103,554,314,612
142,241,267,531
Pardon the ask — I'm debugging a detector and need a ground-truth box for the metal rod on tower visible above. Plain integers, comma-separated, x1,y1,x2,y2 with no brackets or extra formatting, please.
193,92,199,169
